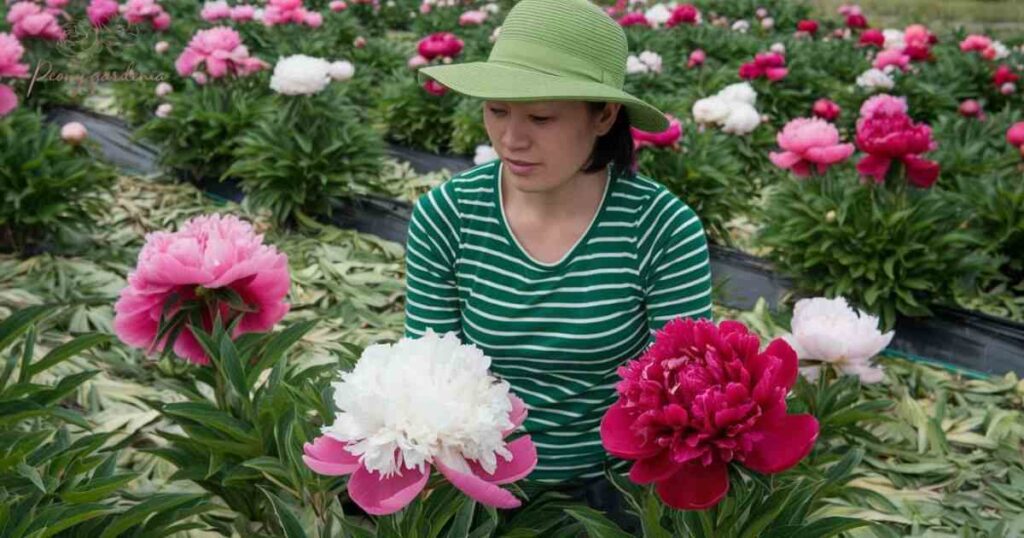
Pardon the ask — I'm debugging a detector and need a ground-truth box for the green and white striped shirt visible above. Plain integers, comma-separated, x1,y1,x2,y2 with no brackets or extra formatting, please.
403,159,713,483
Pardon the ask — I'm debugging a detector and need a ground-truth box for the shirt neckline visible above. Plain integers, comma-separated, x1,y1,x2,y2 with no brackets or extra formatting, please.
496,161,613,271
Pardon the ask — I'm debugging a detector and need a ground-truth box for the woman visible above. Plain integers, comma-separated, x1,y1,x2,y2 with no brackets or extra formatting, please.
404,0,713,529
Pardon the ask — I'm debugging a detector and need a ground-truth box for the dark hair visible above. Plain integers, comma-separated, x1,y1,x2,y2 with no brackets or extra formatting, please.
581,102,635,179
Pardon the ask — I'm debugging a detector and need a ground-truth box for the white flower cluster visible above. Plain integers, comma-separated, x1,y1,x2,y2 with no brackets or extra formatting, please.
474,144,499,165
626,50,663,75
691,82,760,135
856,67,895,91
321,329,515,477
269,55,355,96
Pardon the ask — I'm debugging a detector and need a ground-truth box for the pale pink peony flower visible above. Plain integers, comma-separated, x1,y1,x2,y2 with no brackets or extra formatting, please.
873,48,910,71
262,0,317,26
7,2,65,41
155,103,173,117
959,34,992,53
407,54,428,69
0,33,30,79
60,121,87,144
230,5,256,21
304,11,322,27
113,214,291,365
201,1,231,22
859,93,907,118
769,118,855,177
353,36,366,48
175,26,268,79
329,0,347,11
0,84,17,117
687,49,705,68
122,0,172,31
154,40,169,53
87,0,119,27
459,9,487,26
155,81,173,96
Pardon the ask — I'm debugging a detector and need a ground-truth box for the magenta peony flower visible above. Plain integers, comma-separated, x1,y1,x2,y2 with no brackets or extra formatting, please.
230,5,256,21
958,99,983,119
769,118,855,177
960,34,991,53
739,52,787,82
617,12,649,27
812,98,841,121
423,79,447,96
687,48,706,68
417,32,464,61
0,33,30,78
855,94,940,188
7,2,65,41
993,65,1019,88
846,13,867,29
87,0,119,27
600,318,819,510
175,27,268,79
873,48,910,71
632,114,682,150
262,0,320,27
858,28,884,48
797,19,818,35
122,0,172,31
0,84,17,117
1007,122,1024,148
666,4,700,27
113,214,290,365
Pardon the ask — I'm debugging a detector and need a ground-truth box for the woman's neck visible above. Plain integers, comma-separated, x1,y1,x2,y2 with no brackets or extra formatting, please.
502,166,609,223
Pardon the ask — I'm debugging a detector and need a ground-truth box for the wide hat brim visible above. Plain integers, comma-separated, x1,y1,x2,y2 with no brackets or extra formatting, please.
418,62,670,133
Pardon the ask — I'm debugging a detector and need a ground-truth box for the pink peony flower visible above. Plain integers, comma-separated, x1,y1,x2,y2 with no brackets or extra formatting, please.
687,48,705,68
837,4,862,16
122,0,172,31
769,118,855,177
873,48,910,71
7,2,65,41
459,9,487,26
87,0,119,27
855,94,940,188
262,0,315,26
958,99,983,119
303,10,322,27
0,33,30,78
797,19,819,35
812,98,841,121
1007,122,1024,148
60,121,87,144
858,28,884,48
959,34,991,53
903,24,935,48
423,79,447,96
739,52,787,82
329,0,347,11
632,114,682,150
0,84,17,117
846,13,867,29
175,26,268,79
113,214,290,365
666,4,700,27
201,1,231,22
230,5,256,21
407,54,428,69
600,318,820,510
417,32,464,61
617,12,650,27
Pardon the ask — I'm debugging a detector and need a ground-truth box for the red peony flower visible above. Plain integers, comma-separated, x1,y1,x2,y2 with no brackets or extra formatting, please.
846,13,867,29
858,28,884,48
417,32,464,61
797,19,819,35
666,4,700,27
739,52,787,82
423,79,447,96
600,318,819,510
617,12,650,27
855,95,940,188
993,65,1019,87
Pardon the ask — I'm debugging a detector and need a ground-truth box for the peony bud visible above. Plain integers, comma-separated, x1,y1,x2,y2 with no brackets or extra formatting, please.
755,7,767,19
770,42,786,55
354,36,367,48
407,54,428,69
155,82,173,97
1001,82,1016,95
825,210,836,222
154,41,169,54
958,99,982,118
760,17,774,30
60,122,87,145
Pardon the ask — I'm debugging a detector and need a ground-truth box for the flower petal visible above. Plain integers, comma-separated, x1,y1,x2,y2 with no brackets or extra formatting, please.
466,435,537,485
600,401,661,459
628,449,680,484
743,414,819,474
347,464,429,516
503,394,527,435
655,461,729,510
803,143,855,165
435,457,522,509
302,435,361,476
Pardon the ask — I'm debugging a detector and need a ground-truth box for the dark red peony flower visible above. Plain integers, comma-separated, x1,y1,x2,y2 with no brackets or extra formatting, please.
797,19,819,35
600,318,819,510
666,4,700,27
858,29,884,48
739,52,787,81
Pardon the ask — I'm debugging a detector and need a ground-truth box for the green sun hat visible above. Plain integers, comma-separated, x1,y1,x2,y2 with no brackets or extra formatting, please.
417,0,670,133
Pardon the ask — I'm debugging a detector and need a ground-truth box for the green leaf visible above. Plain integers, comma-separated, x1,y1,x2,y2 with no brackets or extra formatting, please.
261,487,309,538
0,305,54,354
60,473,137,503
761,517,870,538
162,402,258,444
16,462,46,493
219,335,249,403
564,505,634,538
443,499,475,538
246,320,319,387
27,503,115,538
99,493,208,538
28,333,111,378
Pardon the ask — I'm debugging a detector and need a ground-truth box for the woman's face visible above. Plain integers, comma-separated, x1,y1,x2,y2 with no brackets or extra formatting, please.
483,100,619,192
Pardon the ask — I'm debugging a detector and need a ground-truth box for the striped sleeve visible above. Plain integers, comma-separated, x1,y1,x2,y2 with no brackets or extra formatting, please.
638,189,713,340
403,184,463,339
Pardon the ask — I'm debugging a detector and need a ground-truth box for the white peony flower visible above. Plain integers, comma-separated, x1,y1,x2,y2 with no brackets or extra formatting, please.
638,50,663,73
782,296,893,384
482,2,500,14
989,41,1010,60
328,60,355,81
856,68,895,91
270,54,332,95
321,329,515,477
770,42,786,55
155,103,173,118
760,17,774,30
720,103,760,135
692,96,731,124
717,82,757,106
644,3,671,27
731,19,749,33
474,144,499,165
155,82,173,97
626,54,649,74
882,28,905,50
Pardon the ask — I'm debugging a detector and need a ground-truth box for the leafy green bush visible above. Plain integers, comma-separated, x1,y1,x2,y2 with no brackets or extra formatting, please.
450,97,488,156
0,109,118,255
226,86,387,224
373,72,463,154
758,167,995,329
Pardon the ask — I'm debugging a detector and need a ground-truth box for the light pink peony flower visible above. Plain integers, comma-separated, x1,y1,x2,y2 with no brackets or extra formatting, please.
262,0,318,26
122,0,172,31
632,114,682,150
812,98,841,121
113,214,290,365
230,5,256,21
459,9,487,26
873,48,909,71
1007,122,1024,148
155,103,173,117
329,0,347,11
7,2,65,41
201,0,231,22
859,93,907,117
0,84,17,117
154,40,169,53
304,11,322,27
0,33,30,78
960,34,992,53
770,118,855,177
407,54,428,69
175,26,268,79
600,318,819,510
87,0,119,27
60,121,87,144
687,49,705,68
